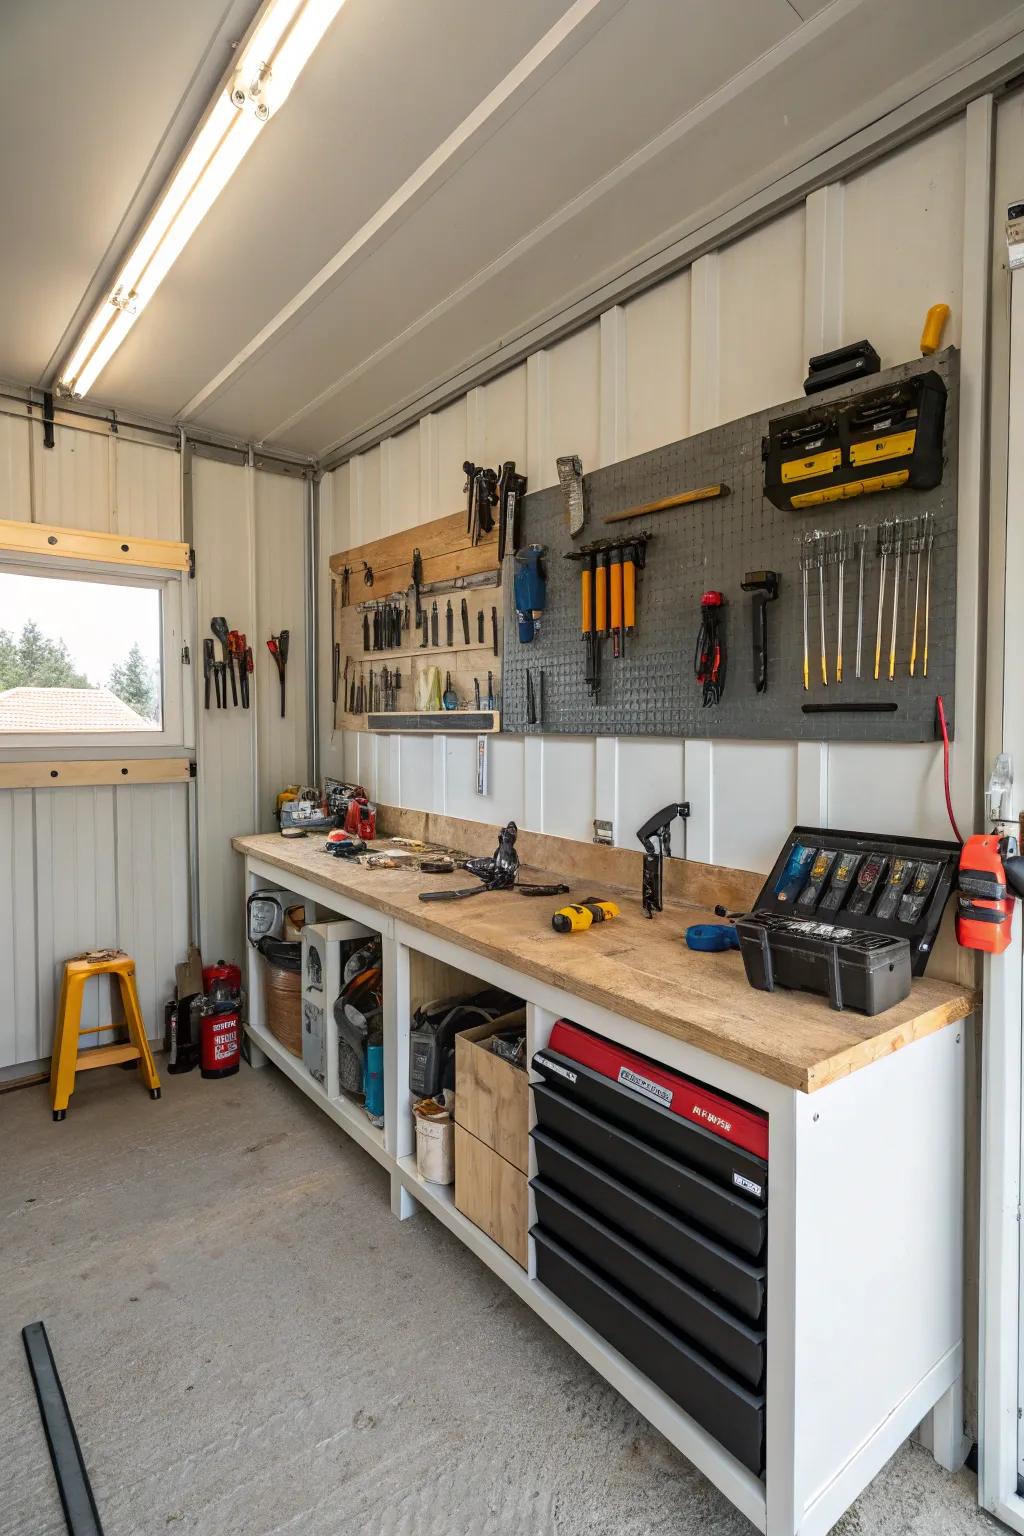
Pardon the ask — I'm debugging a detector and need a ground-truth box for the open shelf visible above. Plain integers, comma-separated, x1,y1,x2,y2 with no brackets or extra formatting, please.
246,1017,390,1169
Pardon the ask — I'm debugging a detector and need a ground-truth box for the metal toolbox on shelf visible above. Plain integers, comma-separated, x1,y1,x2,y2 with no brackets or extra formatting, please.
531,1130,765,1322
533,1083,766,1259
533,1034,767,1200
532,1180,765,1390
534,1229,765,1476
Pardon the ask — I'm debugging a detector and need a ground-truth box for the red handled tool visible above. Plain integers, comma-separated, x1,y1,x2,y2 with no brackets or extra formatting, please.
266,630,289,718
694,591,726,707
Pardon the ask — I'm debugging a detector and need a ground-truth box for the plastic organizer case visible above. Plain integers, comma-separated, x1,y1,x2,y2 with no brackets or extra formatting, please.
735,825,959,1014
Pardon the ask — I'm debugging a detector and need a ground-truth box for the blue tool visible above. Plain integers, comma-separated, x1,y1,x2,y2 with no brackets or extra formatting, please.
685,923,740,952
513,544,546,642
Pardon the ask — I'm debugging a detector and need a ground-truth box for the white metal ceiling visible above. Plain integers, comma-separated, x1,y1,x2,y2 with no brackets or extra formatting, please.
3,0,1024,459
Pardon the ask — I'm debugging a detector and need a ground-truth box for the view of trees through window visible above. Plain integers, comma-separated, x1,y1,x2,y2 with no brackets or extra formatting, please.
0,572,162,731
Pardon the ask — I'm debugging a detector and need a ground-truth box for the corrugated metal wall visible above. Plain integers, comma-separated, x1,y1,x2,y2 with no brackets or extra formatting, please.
0,421,191,1070
321,111,989,986
193,454,309,966
0,422,311,1071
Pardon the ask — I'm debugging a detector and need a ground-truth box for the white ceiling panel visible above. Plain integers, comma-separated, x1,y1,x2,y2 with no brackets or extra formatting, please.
3,0,1024,457
94,0,580,415
186,0,1024,455
0,0,259,387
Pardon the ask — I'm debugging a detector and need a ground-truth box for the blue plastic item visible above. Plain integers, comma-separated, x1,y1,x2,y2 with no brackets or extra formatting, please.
685,923,740,952
363,1042,384,1122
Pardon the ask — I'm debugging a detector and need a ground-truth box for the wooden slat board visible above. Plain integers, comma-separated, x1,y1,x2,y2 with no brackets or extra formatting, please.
329,511,502,735
0,758,192,790
233,830,976,1093
0,517,190,572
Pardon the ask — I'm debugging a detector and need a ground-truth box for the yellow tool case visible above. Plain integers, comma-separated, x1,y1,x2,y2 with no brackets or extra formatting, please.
763,369,947,511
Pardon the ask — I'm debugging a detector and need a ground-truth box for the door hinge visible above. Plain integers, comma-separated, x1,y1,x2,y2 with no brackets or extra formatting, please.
188,547,196,578
189,760,197,779
181,645,191,665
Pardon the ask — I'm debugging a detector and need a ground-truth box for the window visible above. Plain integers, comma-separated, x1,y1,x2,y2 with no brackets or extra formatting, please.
0,564,185,747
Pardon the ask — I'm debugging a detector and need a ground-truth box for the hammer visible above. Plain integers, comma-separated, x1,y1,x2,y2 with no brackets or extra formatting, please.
740,571,779,694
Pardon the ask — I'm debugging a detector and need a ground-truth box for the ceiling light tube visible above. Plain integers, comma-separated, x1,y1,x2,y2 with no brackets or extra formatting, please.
58,0,345,397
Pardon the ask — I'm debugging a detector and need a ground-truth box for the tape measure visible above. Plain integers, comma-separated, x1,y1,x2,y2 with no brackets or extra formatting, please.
685,923,739,952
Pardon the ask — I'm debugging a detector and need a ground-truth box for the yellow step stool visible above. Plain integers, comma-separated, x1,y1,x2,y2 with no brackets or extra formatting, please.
50,949,161,1121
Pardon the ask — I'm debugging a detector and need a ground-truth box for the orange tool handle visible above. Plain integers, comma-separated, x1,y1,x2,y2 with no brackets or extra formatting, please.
580,562,592,635
610,548,623,632
595,554,608,633
623,549,637,631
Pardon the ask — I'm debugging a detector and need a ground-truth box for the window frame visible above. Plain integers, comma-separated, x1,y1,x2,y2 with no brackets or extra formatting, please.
0,554,189,755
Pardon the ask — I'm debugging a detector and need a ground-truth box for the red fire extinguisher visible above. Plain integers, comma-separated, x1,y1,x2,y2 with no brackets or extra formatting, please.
200,1005,241,1078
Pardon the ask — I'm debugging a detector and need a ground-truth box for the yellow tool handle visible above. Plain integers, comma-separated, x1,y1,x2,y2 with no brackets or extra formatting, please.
580,565,592,636
603,483,727,524
623,554,637,631
595,557,608,632
610,551,623,632
836,649,843,685
920,302,950,356
803,656,809,691
552,904,592,933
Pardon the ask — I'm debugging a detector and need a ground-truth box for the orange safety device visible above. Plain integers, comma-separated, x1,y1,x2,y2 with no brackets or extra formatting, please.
955,833,1014,953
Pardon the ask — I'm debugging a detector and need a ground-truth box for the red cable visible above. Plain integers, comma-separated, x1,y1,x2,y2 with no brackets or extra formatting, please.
936,695,963,845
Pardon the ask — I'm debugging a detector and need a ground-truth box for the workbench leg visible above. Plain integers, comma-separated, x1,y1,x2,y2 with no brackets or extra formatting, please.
245,1033,269,1070
391,1172,417,1221
918,1376,970,1472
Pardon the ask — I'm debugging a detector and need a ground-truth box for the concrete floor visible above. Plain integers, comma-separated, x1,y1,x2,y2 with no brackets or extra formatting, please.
0,1063,1003,1536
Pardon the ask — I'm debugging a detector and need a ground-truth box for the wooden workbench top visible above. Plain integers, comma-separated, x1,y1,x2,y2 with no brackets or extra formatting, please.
233,831,976,1094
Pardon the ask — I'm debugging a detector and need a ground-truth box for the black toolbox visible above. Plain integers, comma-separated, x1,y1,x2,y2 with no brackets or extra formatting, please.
535,1228,765,1475
532,1180,765,1390
533,1083,766,1258
533,1043,767,1203
532,1129,766,1322
736,825,959,1013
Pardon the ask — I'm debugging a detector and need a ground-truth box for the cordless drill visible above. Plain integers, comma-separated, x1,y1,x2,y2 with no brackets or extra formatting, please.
552,898,620,934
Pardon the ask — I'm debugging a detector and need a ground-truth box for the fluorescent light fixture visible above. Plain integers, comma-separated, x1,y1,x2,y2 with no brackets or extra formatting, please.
59,0,345,397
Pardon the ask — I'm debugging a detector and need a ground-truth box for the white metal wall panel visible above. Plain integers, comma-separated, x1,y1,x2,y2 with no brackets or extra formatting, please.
827,743,950,840
712,741,799,875
389,425,421,532
842,119,966,367
394,732,435,811
113,783,190,1035
113,437,181,541
30,421,110,529
625,272,691,458
432,397,468,519
483,363,528,468
0,789,38,1068
194,455,256,965
718,207,806,423
254,469,308,828
0,413,32,520
612,739,686,849
319,469,347,782
546,324,600,484
356,443,382,543
533,736,596,843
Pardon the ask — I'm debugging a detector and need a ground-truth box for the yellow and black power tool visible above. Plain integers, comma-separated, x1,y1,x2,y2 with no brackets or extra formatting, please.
552,897,620,934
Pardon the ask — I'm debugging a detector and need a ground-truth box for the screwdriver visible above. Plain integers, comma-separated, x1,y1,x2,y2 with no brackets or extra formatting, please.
888,519,903,682
874,520,892,681
854,524,868,679
610,546,624,657
816,531,828,686
799,533,813,690
923,512,935,677
552,897,620,933
909,516,923,676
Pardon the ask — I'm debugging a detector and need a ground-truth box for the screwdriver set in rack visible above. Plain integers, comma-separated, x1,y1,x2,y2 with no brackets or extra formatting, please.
735,825,960,1014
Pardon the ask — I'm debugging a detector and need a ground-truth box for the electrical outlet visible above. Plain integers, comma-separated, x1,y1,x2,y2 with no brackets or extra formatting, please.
593,818,613,846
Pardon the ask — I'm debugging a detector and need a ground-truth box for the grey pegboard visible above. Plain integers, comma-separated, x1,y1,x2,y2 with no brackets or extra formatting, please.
502,350,958,743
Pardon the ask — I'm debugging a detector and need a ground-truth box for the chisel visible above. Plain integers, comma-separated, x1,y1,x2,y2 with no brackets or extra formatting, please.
461,597,470,645
445,600,454,647
491,606,498,657
477,610,484,644
430,601,439,647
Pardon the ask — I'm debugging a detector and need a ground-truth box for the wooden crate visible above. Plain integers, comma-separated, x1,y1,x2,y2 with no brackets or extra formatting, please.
454,1123,528,1269
454,1012,528,1173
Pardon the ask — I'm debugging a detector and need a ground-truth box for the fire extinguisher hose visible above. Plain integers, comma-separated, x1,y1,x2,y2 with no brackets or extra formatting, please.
936,694,963,845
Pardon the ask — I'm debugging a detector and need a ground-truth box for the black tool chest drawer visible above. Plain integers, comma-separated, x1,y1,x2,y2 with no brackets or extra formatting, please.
533,1083,766,1260
532,1130,766,1322
533,1045,768,1203
535,1229,765,1476
532,1180,765,1390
